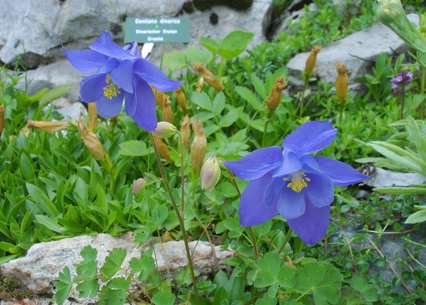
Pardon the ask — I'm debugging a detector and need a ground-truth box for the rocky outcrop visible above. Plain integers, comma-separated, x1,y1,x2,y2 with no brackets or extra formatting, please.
286,14,419,88
0,233,233,304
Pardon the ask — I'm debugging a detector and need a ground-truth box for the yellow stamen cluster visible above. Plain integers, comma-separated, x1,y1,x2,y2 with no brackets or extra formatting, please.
285,173,311,193
103,74,121,99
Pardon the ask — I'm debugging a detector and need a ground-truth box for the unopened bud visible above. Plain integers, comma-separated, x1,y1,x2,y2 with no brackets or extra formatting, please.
161,96,174,123
88,103,97,131
153,135,172,162
377,0,426,53
132,178,147,194
155,89,168,109
175,88,187,111
180,116,191,151
77,118,107,160
193,63,224,91
190,119,207,172
267,77,287,114
0,104,4,135
196,77,204,92
304,45,322,80
201,157,221,191
335,62,348,102
27,120,68,132
153,121,177,138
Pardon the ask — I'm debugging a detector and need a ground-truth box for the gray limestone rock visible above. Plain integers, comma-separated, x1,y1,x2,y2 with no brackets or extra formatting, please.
367,168,426,189
0,233,234,300
286,14,420,88
0,0,187,67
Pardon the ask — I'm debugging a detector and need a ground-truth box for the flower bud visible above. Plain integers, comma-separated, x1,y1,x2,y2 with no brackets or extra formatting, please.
180,115,191,151
175,88,187,111
132,178,147,194
196,77,204,92
77,118,107,160
304,45,322,81
335,62,348,102
0,104,4,135
377,0,426,53
88,102,97,131
153,121,177,138
161,96,174,123
155,89,167,109
267,76,287,114
200,157,221,191
27,120,69,132
153,135,172,162
193,63,224,91
190,119,207,172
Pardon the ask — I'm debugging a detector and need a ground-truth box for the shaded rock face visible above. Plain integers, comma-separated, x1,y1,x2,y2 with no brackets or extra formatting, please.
0,233,234,303
0,0,187,68
286,14,419,88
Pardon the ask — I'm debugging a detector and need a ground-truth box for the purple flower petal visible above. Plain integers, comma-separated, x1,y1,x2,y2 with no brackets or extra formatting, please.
277,186,306,219
111,60,134,93
282,121,337,155
304,172,334,208
264,178,284,205
124,92,137,116
314,156,369,186
224,146,283,180
80,73,106,102
123,42,139,57
272,149,302,177
239,176,278,226
97,58,119,74
131,79,157,131
287,196,330,245
96,94,124,118
89,31,135,60
134,58,182,92
63,48,108,73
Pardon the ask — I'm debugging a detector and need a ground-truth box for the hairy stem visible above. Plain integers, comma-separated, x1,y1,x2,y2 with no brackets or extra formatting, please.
149,133,200,304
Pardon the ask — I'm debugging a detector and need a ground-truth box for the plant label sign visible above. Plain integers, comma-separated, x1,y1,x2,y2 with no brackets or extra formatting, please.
124,17,191,43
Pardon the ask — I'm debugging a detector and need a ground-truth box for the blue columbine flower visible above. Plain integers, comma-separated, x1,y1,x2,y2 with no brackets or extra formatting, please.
64,31,181,131
224,121,369,245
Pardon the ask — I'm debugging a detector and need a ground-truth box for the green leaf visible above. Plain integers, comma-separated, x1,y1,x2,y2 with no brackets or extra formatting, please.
163,50,187,71
39,84,74,106
200,36,219,54
152,291,176,305
218,31,254,60
235,86,262,111
130,255,156,281
212,92,226,115
98,278,130,305
254,252,282,288
54,267,72,305
191,92,212,111
20,153,36,180
185,46,214,64
251,74,267,99
405,207,426,224
119,140,151,157
76,279,99,299
350,275,378,302
34,215,66,233
295,262,343,305
26,183,59,216
100,248,127,280
220,107,240,128
374,186,426,195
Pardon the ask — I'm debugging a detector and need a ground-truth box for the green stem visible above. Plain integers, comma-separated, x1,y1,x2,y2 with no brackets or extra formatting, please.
149,134,200,304
400,85,405,120
421,69,425,119
277,229,293,254
179,133,185,216
261,118,270,147
228,171,259,259
299,81,308,117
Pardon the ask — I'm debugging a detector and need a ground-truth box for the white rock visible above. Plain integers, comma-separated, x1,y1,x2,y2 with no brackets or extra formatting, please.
16,60,81,103
0,233,234,299
286,14,419,88
367,168,426,188
0,0,187,66
56,102,87,121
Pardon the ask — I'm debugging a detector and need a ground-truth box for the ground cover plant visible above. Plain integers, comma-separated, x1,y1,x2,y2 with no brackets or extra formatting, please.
0,0,425,304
